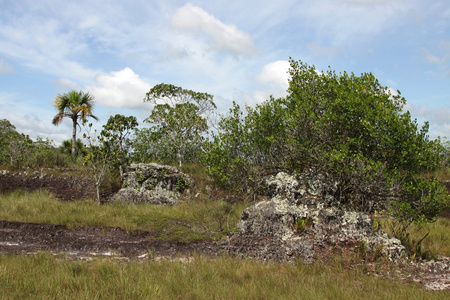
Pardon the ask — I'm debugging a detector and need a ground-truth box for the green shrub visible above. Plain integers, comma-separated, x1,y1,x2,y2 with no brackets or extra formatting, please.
205,58,449,229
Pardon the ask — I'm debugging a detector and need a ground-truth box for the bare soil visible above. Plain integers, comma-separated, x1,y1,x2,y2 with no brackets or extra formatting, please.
0,220,217,259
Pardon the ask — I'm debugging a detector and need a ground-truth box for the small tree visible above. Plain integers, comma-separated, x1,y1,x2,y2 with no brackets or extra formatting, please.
143,83,216,169
101,114,138,177
82,121,112,204
59,139,87,157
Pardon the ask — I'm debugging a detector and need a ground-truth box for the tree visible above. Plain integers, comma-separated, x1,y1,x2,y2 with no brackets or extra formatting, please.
100,114,138,177
0,119,33,167
82,121,111,204
59,138,87,157
206,59,448,229
143,83,216,169
52,90,99,157
81,115,138,204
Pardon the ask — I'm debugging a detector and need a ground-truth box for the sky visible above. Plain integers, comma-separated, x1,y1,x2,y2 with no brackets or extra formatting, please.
0,0,449,145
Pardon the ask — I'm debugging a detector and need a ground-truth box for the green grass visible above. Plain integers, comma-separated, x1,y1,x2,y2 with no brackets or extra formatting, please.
0,189,248,242
377,217,450,258
0,253,448,300
0,189,449,298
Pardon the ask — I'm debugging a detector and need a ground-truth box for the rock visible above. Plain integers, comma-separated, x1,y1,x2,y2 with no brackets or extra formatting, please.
225,172,405,263
111,163,191,205
0,169,96,201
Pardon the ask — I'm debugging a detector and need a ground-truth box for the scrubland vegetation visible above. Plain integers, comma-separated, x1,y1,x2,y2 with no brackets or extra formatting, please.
0,59,449,297
0,187,449,298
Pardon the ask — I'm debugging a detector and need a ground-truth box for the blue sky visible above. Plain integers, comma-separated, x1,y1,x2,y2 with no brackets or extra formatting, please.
0,0,449,144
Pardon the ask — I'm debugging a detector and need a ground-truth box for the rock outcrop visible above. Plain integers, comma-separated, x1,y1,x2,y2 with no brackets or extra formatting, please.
111,163,191,205
0,169,96,200
225,172,405,263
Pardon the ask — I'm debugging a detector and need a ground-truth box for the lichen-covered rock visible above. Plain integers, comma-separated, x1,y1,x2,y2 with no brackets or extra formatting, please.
225,172,405,263
111,163,191,205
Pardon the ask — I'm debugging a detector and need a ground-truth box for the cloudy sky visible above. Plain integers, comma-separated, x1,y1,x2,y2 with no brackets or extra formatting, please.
0,0,449,144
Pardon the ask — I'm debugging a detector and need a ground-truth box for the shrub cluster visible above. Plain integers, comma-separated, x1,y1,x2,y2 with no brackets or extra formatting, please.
203,59,449,228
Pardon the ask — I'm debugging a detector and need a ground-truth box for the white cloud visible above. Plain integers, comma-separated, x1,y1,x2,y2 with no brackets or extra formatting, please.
344,0,388,4
0,111,67,144
306,43,340,57
55,78,80,91
87,68,151,109
170,3,256,56
404,103,450,139
0,59,14,73
296,0,412,45
255,60,290,99
425,54,443,64
423,40,450,76
0,13,97,82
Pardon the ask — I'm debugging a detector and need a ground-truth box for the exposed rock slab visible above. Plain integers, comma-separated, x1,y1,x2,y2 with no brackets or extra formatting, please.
225,172,405,263
0,169,96,200
111,163,191,205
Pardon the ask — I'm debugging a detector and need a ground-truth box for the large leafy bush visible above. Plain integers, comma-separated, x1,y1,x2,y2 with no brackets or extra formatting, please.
205,59,448,225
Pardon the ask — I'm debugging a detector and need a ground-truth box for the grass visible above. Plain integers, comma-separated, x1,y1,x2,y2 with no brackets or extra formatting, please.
378,217,450,258
0,183,449,298
0,189,249,242
421,166,450,182
0,253,448,300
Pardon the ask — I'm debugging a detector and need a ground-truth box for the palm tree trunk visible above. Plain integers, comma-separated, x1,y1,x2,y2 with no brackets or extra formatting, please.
72,118,77,157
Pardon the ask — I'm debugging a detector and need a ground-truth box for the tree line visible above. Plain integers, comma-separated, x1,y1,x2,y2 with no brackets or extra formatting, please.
1,59,448,230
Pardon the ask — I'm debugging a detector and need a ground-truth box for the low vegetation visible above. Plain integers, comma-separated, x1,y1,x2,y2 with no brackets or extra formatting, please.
1,253,449,300
0,190,247,242
378,217,450,259
0,58,449,297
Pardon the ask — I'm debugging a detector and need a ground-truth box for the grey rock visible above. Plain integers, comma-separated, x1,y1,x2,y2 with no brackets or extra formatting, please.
225,172,405,263
111,163,191,205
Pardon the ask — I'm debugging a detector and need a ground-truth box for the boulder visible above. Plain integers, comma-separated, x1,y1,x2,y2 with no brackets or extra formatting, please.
110,163,191,205
225,172,405,263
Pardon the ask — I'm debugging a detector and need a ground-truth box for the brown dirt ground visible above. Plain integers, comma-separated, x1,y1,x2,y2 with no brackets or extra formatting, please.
0,220,217,259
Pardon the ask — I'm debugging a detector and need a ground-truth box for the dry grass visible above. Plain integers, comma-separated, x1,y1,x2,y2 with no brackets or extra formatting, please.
0,253,448,300
0,189,249,242
377,217,450,259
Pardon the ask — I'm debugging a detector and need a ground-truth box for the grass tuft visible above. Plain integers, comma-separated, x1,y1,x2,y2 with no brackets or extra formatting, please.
377,217,450,258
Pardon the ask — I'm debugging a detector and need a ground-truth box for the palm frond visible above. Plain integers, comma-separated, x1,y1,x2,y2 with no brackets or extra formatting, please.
52,113,64,126
52,90,98,127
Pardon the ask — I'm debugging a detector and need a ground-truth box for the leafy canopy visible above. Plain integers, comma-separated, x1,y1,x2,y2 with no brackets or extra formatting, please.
205,58,448,226
52,90,98,126
143,83,216,168
101,114,138,176
0,119,33,166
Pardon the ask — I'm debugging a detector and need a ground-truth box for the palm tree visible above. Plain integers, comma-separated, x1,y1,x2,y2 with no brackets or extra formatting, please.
52,90,99,157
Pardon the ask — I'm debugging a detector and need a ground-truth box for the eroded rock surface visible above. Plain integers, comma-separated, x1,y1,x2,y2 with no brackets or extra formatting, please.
111,163,191,205
225,172,405,263
0,169,96,200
